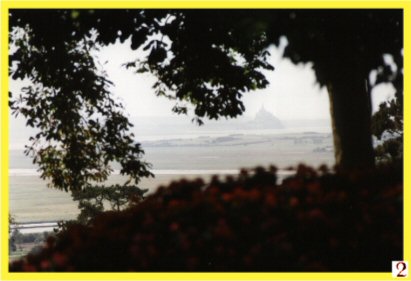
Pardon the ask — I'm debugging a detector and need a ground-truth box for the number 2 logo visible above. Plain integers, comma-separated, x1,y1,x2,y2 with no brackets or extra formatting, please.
397,262,407,277
393,261,408,278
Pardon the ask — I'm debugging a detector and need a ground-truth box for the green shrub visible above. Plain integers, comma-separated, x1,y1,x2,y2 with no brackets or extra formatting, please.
10,164,403,272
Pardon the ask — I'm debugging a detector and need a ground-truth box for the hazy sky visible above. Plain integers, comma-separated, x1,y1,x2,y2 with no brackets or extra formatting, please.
94,38,395,120
96,40,331,120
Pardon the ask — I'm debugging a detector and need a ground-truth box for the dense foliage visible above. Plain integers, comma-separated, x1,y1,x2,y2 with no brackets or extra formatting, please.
10,165,402,272
371,52,403,164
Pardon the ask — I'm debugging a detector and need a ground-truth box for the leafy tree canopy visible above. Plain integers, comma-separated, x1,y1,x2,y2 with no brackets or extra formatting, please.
371,52,403,163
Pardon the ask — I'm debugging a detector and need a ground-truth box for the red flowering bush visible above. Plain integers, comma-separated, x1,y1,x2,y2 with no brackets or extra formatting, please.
10,164,403,272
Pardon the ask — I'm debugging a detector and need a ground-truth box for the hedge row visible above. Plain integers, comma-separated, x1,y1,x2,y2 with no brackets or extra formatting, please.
10,164,403,272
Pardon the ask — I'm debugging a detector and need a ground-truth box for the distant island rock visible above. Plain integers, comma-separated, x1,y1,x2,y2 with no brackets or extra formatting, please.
247,106,284,129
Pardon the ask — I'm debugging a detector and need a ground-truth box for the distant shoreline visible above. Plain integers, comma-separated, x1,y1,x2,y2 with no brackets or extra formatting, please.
10,128,332,151
10,221,59,234
9,169,241,177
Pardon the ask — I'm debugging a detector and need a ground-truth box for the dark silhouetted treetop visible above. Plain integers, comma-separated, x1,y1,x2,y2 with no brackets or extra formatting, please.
10,24,153,191
262,10,402,85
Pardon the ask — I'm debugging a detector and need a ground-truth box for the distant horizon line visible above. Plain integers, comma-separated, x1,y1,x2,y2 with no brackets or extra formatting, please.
127,114,331,121
9,168,297,177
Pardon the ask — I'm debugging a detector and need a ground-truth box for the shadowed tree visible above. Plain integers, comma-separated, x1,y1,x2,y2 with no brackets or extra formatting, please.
9,10,155,222
9,10,403,199
261,10,402,169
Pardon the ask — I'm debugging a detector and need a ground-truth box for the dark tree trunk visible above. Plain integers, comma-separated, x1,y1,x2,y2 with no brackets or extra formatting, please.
327,69,375,170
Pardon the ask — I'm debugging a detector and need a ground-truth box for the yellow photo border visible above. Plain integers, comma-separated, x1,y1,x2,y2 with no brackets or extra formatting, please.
0,0,409,280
